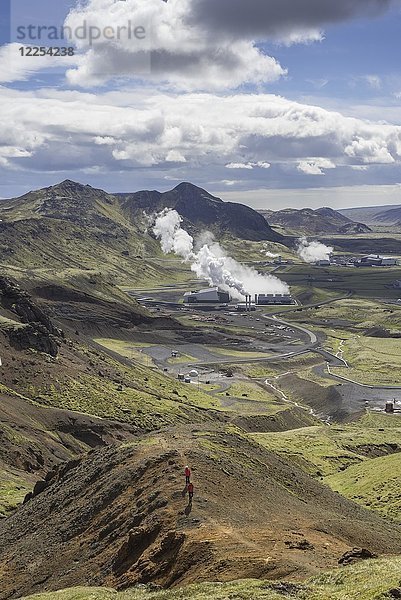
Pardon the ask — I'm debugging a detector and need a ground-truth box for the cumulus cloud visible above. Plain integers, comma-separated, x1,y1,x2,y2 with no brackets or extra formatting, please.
226,161,271,170
64,0,285,90
2,0,398,90
1,89,401,176
61,0,399,89
298,158,336,175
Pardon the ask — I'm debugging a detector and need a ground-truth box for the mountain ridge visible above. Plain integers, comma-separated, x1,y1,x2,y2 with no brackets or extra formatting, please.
340,204,401,226
259,206,371,235
1,426,401,598
0,179,282,243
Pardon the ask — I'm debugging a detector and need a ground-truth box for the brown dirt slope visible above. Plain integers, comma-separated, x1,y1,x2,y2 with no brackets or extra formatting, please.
1,427,401,599
0,392,138,492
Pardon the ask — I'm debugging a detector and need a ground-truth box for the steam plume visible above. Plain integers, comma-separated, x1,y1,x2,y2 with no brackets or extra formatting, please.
153,209,289,300
261,244,280,259
297,237,333,264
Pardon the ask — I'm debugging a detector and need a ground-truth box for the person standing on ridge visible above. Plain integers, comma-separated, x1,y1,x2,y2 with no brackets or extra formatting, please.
185,465,191,485
188,482,194,503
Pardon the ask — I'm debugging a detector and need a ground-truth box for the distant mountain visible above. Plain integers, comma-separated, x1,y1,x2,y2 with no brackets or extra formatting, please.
340,204,401,226
0,179,282,278
374,206,401,225
259,206,371,235
118,181,283,242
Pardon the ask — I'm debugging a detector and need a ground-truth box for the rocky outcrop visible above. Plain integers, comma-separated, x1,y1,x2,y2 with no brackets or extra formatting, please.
0,276,63,356
0,277,61,335
339,547,377,565
7,323,60,357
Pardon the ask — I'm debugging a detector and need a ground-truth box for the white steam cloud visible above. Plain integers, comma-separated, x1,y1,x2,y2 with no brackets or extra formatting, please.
153,209,289,300
297,237,333,264
261,244,280,259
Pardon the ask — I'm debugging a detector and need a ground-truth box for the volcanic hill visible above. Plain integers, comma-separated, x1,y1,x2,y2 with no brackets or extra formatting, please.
1,426,401,599
259,207,371,236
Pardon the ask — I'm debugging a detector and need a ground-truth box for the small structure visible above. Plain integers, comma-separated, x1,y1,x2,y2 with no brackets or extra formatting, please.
177,373,185,381
385,401,395,414
236,302,256,312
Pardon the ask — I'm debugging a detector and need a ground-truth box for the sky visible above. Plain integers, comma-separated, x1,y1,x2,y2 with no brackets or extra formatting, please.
1,0,401,210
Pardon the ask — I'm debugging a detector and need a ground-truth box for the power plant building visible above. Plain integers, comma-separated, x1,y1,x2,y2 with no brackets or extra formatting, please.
255,293,294,306
356,254,398,267
183,287,231,304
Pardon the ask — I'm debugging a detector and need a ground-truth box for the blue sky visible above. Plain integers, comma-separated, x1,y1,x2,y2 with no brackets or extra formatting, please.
1,0,401,209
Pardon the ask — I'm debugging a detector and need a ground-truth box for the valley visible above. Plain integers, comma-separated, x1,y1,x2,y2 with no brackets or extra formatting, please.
1,181,401,599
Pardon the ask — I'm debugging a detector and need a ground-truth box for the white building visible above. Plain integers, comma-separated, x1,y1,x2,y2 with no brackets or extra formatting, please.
382,257,398,266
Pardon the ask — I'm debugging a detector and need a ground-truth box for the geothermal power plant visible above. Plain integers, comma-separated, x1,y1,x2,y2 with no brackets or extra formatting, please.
183,287,294,307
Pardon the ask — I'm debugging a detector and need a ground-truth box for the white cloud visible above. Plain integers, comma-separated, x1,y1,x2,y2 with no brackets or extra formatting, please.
344,138,395,163
221,180,239,186
64,0,286,90
166,150,187,163
298,158,336,175
226,163,254,170
226,161,271,170
1,88,401,178
364,75,382,89
62,0,398,89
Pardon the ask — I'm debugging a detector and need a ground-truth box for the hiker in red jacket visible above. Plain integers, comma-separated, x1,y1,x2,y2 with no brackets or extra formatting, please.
188,482,194,503
185,465,191,485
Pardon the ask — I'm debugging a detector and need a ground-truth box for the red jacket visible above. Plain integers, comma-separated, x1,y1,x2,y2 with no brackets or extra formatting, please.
188,483,194,494
185,467,191,477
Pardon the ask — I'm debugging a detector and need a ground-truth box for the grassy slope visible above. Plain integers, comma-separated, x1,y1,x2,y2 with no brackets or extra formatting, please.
0,472,33,518
19,557,401,600
331,336,401,385
252,419,401,477
252,412,401,523
18,347,226,423
281,298,401,384
326,452,401,522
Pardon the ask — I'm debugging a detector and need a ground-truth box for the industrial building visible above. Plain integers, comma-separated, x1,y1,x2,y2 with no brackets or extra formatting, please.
315,259,331,267
237,293,294,310
183,287,231,304
255,293,294,306
356,254,398,267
